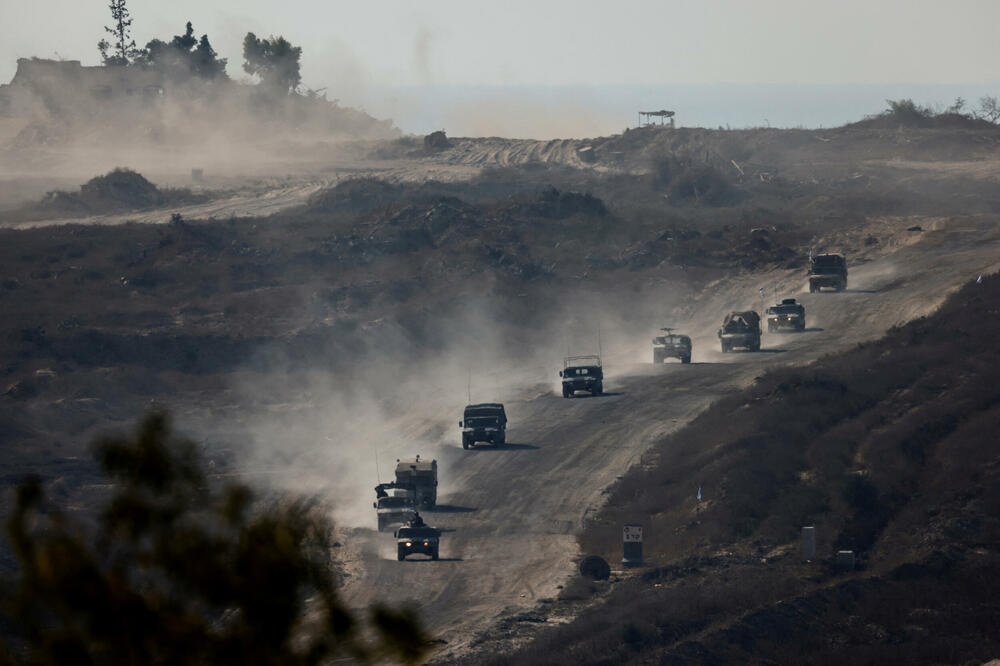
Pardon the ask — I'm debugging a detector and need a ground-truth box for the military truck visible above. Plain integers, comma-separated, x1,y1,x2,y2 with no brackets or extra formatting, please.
559,355,603,397
394,456,438,508
373,489,416,532
396,525,441,561
809,253,847,292
718,311,761,352
766,298,806,332
460,403,507,449
652,328,692,364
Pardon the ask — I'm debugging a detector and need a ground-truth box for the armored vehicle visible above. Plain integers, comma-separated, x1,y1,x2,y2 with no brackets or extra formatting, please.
373,490,416,532
559,355,603,397
718,311,761,352
766,298,806,332
652,328,692,364
396,525,441,561
460,403,507,449
394,456,438,508
809,253,847,292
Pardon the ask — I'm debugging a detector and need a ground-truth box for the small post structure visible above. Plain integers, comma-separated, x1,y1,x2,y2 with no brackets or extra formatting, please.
622,524,643,567
801,526,816,560
836,550,856,571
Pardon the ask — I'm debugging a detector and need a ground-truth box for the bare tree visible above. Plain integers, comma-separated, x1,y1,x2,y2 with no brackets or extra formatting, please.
977,96,1000,123
99,0,139,66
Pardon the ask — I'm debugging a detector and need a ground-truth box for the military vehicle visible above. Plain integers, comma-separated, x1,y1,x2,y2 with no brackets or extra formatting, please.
652,328,692,364
809,253,847,292
394,456,438,508
559,355,603,397
373,489,416,532
766,298,806,332
460,403,507,449
395,525,441,561
718,311,761,352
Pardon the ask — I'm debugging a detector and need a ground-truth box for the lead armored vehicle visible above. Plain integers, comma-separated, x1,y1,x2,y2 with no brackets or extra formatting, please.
809,253,847,292
460,403,507,449
652,328,692,364
718,311,761,352
766,298,806,332
396,524,441,561
559,355,603,397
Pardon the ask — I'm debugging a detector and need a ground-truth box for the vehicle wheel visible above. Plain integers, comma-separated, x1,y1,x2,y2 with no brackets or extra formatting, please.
462,440,469,450
562,387,571,398
751,341,761,352
682,355,691,364
431,549,439,561
592,382,603,396
721,342,729,353
809,283,817,293
768,324,775,333
397,550,405,561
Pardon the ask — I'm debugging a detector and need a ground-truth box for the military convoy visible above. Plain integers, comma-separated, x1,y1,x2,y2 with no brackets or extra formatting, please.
652,328,692,364
374,249,848,560
559,355,604,397
766,298,806,332
460,403,507,448
718,311,762,352
809,253,847,292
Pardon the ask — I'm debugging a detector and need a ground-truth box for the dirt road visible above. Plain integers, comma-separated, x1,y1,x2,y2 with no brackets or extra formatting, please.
335,216,1000,657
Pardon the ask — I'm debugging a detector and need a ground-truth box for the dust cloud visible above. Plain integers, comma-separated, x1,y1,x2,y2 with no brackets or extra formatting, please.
213,282,695,529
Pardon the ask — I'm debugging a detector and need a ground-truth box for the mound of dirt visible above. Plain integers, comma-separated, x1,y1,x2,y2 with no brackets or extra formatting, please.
77,168,164,210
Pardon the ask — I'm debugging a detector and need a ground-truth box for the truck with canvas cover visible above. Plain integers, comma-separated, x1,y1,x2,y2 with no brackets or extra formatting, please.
809,253,847,292
766,298,806,332
559,355,603,397
394,456,438,508
460,403,507,449
718,311,761,352
652,328,692,364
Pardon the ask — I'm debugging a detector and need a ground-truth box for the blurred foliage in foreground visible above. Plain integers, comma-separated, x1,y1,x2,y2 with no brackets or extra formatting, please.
2,412,426,665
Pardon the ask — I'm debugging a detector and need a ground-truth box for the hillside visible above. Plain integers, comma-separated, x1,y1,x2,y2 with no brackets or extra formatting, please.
466,272,1000,665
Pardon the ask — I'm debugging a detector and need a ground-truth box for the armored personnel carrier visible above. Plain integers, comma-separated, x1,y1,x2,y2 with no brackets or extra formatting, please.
652,328,692,364
766,298,806,332
460,403,507,449
718,311,761,352
373,489,416,532
559,355,603,397
809,253,847,292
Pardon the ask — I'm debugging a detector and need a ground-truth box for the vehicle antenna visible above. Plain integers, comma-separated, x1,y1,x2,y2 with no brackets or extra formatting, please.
374,448,381,484
597,322,603,358
467,367,472,403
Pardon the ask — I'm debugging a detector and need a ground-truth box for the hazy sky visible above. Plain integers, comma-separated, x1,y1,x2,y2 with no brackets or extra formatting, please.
3,0,999,88
2,1,999,135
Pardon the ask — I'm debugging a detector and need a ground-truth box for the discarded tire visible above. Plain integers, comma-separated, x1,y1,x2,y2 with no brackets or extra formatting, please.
579,555,611,581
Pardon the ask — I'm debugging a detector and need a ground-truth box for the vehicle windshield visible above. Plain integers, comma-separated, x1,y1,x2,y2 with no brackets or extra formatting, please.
378,497,412,509
768,305,801,314
465,416,499,428
655,335,690,346
397,527,438,538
